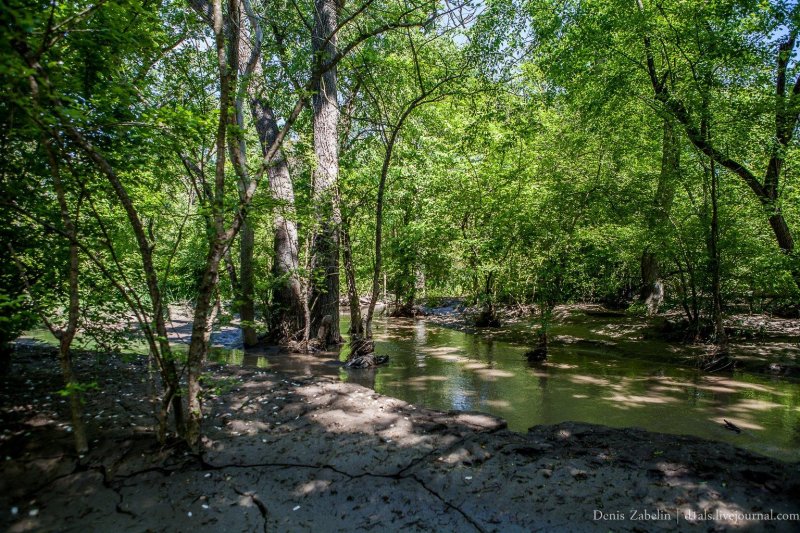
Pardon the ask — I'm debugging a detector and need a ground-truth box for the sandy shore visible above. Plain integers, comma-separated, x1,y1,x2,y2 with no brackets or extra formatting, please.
1,345,799,532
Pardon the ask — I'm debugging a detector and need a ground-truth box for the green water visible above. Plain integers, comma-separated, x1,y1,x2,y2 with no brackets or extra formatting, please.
20,315,800,461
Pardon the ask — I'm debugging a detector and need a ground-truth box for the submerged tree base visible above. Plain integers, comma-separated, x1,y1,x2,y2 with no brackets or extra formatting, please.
345,353,388,368
525,331,548,362
473,306,501,328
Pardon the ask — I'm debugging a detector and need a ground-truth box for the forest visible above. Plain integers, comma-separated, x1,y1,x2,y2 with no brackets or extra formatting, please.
1,0,800,530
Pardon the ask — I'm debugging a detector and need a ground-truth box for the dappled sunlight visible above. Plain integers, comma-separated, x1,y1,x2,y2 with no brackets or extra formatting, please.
431,354,468,363
649,384,686,394
706,377,779,394
483,399,512,409
567,374,611,387
474,368,515,380
543,362,578,369
407,375,449,383
709,416,765,431
604,392,680,407
420,345,462,355
728,399,784,413
662,379,740,394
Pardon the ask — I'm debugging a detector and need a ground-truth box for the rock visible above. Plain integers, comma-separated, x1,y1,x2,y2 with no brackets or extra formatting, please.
570,468,588,480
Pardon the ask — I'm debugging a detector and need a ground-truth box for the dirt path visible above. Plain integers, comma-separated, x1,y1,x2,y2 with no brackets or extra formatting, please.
1,346,799,532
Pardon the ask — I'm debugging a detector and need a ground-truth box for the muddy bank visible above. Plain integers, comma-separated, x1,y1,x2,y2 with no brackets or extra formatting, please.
423,302,800,376
1,346,799,532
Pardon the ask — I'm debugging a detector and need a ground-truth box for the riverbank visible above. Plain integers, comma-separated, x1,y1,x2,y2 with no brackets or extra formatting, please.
2,345,798,532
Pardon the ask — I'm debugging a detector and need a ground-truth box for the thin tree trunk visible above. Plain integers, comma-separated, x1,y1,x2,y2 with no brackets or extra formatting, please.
46,140,88,453
186,242,226,447
341,217,363,337
364,136,391,337
59,122,185,440
224,247,239,296
238,219,257,346
709,157,727,346
185,0,235,448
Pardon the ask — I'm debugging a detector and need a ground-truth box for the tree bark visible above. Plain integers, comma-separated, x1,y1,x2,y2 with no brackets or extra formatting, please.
186,242,225,447
640,117,678,314
309,0,342,348
46,140,88,453
341,217,363,337
709,157,727,346
238,219,258,346
250,98,305,342
185,0,235,448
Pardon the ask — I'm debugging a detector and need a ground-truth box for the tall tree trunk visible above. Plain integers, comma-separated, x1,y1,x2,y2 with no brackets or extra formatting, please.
200,0,304,346
60,233,88,454
709,157,727,346
641,117,678,315
309,0,342,347
225,0,259,348
250,99,305,342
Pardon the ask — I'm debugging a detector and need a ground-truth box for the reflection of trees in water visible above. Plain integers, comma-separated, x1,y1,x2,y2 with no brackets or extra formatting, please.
485,339,495,366
356,316,800,460
414,321,427,346
537,370,550,423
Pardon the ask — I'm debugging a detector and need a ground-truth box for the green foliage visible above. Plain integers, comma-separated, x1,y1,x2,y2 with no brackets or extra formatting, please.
57,380,99,399
2,0,799,365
